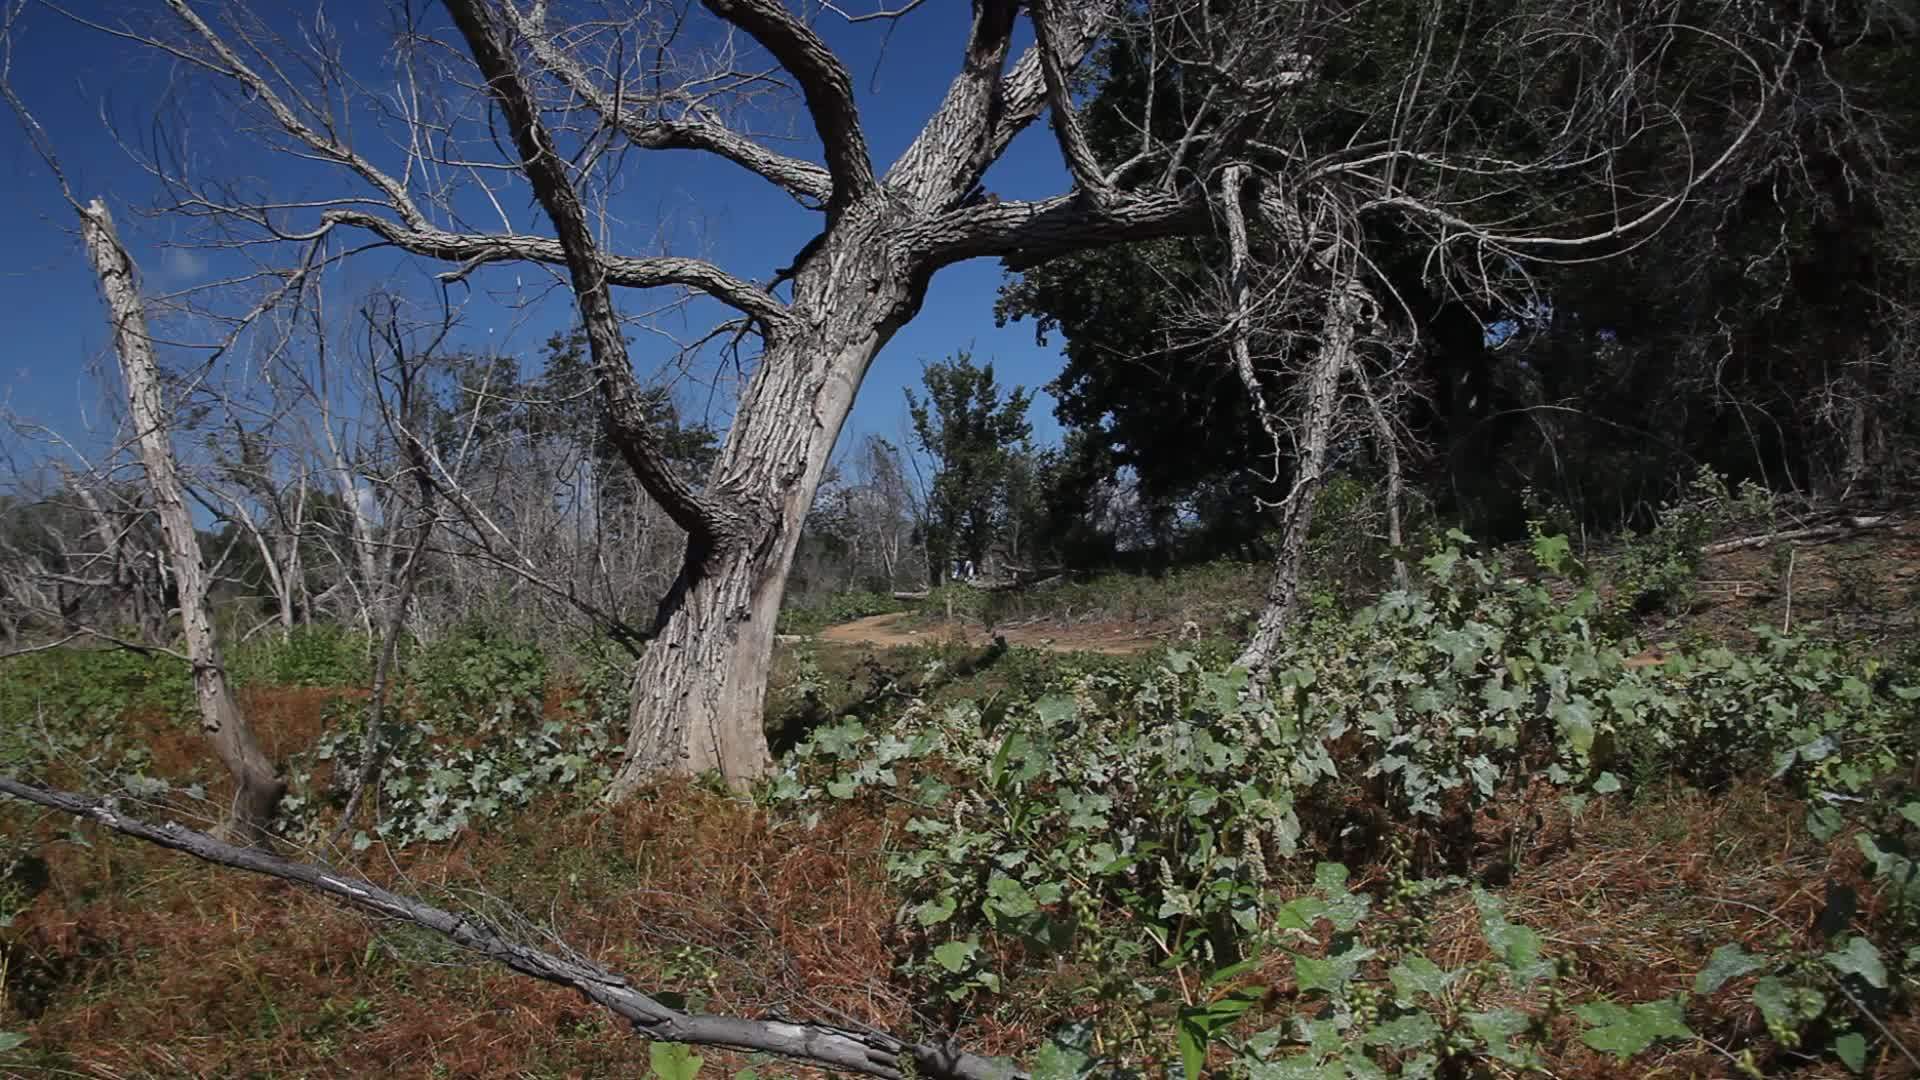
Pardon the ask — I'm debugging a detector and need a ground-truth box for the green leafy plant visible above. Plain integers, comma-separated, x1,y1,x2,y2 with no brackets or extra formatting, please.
777,589,907,636
275,628,627,847
0,646,192,776
229,624,373,687
770,526,1917,1075
649,1041,704,1080
1603,465,1768,619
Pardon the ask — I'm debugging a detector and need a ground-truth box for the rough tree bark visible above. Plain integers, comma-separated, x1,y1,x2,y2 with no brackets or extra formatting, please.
80,198,286,843
1215,166,1384,675
617,273,915,784
1231,290,1353,675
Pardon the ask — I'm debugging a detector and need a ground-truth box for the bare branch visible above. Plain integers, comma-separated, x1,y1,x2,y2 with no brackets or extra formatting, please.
1220,164,1285,456
443,0,742,550
313,209,790,324
500,1,832,208
884,0,1114,208
912,188,1210,271
1029,0,1114,206
161,0,430,233
0,775,1024,1080
701,0,875,215
881,0,1020,206
0,633,85,660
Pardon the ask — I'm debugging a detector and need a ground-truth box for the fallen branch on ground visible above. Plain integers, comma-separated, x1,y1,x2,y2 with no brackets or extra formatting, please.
1701,515,1894,556
0,775,1021,1080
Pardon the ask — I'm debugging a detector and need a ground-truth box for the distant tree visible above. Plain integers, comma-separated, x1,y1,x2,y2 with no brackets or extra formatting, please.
907,353,1034,582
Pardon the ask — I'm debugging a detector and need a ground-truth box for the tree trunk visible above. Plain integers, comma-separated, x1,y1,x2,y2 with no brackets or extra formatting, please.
330,441,384,637
1352,358,1411,591
608,268,913,794
1235,277,1367,675
82,198,285,845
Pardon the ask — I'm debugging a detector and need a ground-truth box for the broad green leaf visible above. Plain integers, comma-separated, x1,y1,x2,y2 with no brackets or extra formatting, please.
1694,943,1765,994
1532,533,1573,573
1467,1008,1535,1066
1807,805,1845,842
1900,802,1920,828
649,1042,704,1080
1273,895,1329,931
1474,889,1551,983
1189,988,1264,1032
1550,696,1596,757
1362,1011,1440,1049
0,1031,25,1053
1592,772,1622,794
1030,1040,1091,1080
1575,998,1693,1059
1034,695,1077,726
1244,1058,1346,1080
1175,1018,1207,1080
1824,936,1889,989
1395,1053,1441,1080
1294,944,1373,994
932,940,977,973
987,733,1023,788
1752,977,1824,1031
1390,956,1456,1003
1313,863,1370,931
1205,956,1265,988
1834,1031,1869,1074
915,893,958,927
986,875,1038,919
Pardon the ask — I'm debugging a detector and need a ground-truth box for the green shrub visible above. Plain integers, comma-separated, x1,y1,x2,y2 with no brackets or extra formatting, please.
276,626,623,848
0,647,191,776
1600,465,1775,619
777,589,906,636
770,528,1917,1074
229,624,373,687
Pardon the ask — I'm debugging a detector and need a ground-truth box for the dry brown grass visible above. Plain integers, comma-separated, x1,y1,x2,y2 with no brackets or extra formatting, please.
7,663,1919,1078
4,759,919,1078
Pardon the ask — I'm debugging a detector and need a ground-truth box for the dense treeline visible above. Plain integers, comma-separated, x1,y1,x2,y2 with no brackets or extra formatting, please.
992,0,1920,562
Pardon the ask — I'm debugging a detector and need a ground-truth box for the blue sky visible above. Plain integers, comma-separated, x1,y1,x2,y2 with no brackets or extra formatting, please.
0,1,1077,469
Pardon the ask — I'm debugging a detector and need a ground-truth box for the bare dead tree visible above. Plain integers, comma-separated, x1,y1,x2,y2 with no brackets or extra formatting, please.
8,10,289,831
80,199,287,843
331,296,446,846
54,0,1788,787
0,442,172,646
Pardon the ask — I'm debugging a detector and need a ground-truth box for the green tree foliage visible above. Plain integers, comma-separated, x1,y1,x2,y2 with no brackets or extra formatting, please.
906,352,1034,578
1002,0,1920,546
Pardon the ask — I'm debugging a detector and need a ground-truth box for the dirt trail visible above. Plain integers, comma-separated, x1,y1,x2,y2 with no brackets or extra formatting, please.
816,611,1165,656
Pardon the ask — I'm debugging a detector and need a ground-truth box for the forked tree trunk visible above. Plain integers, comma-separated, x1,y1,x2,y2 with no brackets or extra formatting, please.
82,198,286,844
608,248,915,794
1235,276,1370,675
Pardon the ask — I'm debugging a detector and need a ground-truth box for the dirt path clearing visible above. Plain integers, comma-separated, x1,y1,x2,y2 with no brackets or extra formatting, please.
816,612,1165,656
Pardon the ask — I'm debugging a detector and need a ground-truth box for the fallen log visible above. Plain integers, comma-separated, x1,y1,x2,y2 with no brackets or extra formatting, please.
0,775,1021,1080
1701,515,1892,556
